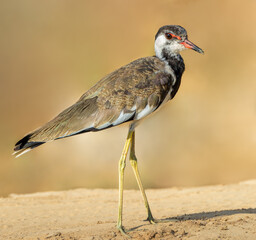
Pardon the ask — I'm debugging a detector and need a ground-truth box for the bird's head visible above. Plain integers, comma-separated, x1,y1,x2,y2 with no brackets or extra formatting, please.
154,25,204,59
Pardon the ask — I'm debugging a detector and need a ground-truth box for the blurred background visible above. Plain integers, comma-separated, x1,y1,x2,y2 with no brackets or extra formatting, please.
1,0,256,197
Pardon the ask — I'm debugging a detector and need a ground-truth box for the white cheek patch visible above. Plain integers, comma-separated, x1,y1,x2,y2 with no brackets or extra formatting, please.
168,41,186,53
155,34,186,58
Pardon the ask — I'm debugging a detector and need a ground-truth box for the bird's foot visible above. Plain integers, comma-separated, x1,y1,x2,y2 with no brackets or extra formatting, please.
117,225,131,238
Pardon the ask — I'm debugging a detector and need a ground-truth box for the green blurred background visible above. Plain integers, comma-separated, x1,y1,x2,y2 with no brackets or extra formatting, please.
1,0,256,197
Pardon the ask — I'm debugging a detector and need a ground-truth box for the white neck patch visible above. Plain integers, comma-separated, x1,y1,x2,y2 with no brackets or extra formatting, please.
154,35,166,59
154,34,186,59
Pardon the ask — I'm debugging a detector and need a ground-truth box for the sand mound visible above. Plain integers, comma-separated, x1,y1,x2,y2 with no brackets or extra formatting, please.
1,180,256,239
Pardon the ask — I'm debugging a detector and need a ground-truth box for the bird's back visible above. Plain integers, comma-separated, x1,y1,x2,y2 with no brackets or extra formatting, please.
14,56,180,156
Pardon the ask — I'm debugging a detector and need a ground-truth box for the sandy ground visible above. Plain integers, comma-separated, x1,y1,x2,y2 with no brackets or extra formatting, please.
1,180,256,240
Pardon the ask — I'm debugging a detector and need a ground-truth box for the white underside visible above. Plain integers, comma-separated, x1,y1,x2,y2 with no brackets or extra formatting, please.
112,110,134,126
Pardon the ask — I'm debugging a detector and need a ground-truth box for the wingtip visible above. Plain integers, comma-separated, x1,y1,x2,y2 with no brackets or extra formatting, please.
12,148,32,158
13,132,45,158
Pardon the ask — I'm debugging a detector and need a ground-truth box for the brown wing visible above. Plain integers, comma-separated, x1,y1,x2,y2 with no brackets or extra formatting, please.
14,56,173,156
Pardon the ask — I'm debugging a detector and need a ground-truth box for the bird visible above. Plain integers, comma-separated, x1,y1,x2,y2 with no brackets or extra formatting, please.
13,25,204,236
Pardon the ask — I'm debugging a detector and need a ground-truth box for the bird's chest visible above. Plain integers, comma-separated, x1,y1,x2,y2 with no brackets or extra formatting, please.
163,61,184,100
156,64,177,101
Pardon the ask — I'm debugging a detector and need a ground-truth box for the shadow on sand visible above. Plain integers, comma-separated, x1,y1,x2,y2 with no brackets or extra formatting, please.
168,208,256,221
129,208,256,231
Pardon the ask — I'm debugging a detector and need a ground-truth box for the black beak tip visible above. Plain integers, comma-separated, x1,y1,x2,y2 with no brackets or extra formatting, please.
193,45,204,54
197,48,204,54
183,39,204,55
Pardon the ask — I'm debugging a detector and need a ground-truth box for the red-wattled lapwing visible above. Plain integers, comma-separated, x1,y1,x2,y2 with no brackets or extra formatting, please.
14,25,204,236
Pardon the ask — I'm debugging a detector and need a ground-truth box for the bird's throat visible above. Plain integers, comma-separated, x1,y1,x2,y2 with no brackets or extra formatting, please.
159,49,185,80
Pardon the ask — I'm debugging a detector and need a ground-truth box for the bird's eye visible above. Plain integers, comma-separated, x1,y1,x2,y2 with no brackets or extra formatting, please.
165,33,173,40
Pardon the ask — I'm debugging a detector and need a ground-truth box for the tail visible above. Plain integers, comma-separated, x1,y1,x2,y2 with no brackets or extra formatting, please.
13,133,45,158
13,96,108,158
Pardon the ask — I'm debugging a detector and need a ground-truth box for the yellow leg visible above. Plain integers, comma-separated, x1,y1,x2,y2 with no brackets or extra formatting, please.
129,130,156,224
117,130,133,236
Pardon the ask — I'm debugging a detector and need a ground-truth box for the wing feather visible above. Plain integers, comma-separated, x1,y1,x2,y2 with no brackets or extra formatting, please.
14,56,174,155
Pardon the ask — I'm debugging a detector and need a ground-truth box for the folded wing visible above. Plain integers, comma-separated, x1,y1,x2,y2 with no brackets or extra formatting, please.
14,57,174,157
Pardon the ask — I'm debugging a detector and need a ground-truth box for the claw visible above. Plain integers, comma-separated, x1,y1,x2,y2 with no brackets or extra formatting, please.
117,225,131,238
146,213,157,224
147,216,157,224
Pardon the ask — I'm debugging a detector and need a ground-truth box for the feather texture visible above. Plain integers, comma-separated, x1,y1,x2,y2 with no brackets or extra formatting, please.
14,56,181,156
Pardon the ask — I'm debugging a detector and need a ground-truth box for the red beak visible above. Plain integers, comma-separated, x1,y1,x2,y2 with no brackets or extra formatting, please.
181,39,204,54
